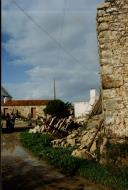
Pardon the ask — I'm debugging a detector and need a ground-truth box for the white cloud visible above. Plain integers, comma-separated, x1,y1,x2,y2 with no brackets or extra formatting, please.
2,0,103,102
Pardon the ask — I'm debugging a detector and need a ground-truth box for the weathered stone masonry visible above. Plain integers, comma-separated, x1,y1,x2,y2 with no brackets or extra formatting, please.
97,0,128,137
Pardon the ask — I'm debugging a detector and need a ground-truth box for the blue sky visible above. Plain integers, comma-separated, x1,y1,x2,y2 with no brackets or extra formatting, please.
2,0,103,102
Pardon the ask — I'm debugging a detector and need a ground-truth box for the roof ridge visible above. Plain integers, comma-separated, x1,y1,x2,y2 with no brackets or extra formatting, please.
1,85,12,98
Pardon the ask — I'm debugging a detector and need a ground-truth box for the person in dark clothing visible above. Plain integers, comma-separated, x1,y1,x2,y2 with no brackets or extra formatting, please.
28,113,32,126
10,112,15,130
6,113,11,130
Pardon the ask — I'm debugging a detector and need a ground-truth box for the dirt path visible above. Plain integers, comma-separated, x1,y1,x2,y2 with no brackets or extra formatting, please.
1,132,108,190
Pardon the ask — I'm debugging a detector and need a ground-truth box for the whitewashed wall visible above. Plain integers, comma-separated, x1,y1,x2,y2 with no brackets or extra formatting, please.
74,89,98,118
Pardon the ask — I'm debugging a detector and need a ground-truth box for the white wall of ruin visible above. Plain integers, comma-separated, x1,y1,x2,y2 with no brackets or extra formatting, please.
74,89,98,118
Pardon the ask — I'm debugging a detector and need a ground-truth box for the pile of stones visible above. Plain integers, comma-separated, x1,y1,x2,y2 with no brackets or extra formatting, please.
52,114,105,160
29,116,81,137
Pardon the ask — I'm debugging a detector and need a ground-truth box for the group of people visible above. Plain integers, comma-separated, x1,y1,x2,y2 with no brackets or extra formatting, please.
6,112,16,131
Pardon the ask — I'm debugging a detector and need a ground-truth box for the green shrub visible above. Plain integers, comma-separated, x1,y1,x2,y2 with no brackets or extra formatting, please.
44,99,71,118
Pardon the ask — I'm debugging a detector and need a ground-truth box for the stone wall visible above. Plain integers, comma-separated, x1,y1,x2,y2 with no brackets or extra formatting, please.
97,0,128,137
1,105,46,119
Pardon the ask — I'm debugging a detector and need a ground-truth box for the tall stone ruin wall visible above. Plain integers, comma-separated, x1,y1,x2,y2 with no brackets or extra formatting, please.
97,0,128,137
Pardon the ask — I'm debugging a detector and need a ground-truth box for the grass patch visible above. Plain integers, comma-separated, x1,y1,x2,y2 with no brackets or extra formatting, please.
106,142,128,163
20,131,128,190
78,160,128,189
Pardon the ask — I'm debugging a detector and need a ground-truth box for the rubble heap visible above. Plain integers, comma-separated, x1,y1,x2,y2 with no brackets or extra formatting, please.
29,116,81,137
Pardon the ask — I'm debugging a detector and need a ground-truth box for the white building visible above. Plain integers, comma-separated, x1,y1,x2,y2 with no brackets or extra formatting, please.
74,89,98,118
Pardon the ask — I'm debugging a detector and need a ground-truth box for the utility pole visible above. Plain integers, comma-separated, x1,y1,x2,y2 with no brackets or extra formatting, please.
54,79,56,100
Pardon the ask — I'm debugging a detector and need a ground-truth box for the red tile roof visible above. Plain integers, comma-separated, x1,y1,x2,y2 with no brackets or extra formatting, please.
3,100,50,106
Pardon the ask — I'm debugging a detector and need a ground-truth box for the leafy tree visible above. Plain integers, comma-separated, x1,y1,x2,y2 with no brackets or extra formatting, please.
44,99,72,118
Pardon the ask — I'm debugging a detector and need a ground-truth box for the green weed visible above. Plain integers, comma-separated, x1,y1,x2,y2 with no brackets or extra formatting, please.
20,131,128,190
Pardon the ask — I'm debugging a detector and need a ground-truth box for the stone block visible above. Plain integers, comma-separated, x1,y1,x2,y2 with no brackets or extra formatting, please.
102,75,123,89
71,149,93,160
104,98,124,111
103,89,118,99
104,115,115,125
98,31,110,38
98,22,109,32
106,7,118,13
115,115,124,125
99,16,112,23
98,37,109,45
67,138,76,146
99,44,110,50
97,2,110,9
111,59,120,66
101,65,113,75
121,56,128,64
97,10,106,17
101,50,112,59
124,118,128,125
100,58,112,65
120,85,128,97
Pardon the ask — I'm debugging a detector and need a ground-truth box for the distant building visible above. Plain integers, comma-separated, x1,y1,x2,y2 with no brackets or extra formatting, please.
1,86,12,104
1,86,51,119
1,99,50,119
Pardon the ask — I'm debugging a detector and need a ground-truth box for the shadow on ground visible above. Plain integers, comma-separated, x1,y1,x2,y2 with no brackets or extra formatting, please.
2,126,34,134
